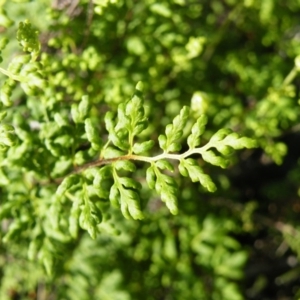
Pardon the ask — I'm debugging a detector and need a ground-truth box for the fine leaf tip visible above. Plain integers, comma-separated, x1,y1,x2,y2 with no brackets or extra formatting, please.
136,81,144,92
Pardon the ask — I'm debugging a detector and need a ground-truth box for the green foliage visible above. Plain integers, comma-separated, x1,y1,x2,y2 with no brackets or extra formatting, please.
17,19,40,60
0,1,300,299
51,81,255,234
159,106,190,152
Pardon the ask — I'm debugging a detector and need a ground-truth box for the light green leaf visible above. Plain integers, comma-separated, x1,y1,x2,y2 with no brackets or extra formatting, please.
0,8,13,28
126,36,146,55
69,198,81,238
0,37,9,50
40,248,53,276
120,188,144,220
109,183,120,208
0,84,13,106
146,166,156,189
154,167,178,215
132,140,154,154
17,20,40,54
104,111,115,132
3,220,23,243
85,118,102,149
155,159,174,171
216,145,234,156
135,81,144,92
119,177,141,190
114,160,136,172
56,175,80,196
223,133,257,149
178,164,187,180
150,3,172,18
79,198,102,239
102,146,125,159
27,72,46,89
167,143,181,153
28,237,42,261
187,114,208,149
210,128,232,143
0,124,15,133
125,94,147,136
78,95,90,120
71,104,81,124
105,109,129,150
54,112,68,128
0,201,14,219
179,159,217,192
0,110,7,122
0,131,16,147
89,201,102,224
115,102,130,132
163,106,190,152
113,167,144,220
158,134,167,150
111,132,129,151
202,150,229,168
93,165,112,186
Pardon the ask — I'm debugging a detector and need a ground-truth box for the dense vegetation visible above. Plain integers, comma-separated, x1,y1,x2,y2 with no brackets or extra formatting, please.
1,0,300,299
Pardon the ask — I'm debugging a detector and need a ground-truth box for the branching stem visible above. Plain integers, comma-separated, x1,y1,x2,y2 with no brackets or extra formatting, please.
282,66,298,87
72,142,214,175
0,67,27,82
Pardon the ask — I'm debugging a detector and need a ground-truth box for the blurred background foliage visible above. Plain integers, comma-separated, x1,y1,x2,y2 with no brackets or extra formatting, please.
1,0,300,299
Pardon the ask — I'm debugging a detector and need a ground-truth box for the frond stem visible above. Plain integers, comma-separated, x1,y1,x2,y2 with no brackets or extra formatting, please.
71,142,214,175
0,67,27,82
